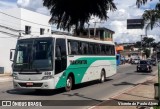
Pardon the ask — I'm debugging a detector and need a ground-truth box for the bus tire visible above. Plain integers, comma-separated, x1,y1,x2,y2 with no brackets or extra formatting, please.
65,76,73,92
100,69,105,83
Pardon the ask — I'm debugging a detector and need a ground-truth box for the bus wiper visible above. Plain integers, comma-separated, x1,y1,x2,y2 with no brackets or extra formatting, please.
33,68,40,73
16,63,29,72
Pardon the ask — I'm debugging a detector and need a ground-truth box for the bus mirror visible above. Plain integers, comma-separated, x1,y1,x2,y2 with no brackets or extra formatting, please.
10,49,15,61
55,46,61,60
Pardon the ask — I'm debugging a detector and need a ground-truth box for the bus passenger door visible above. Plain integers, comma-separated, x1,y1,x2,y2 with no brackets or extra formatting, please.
54,38,67,88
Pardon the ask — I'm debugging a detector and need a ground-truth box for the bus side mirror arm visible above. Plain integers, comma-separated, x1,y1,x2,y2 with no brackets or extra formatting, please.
10,49,15,61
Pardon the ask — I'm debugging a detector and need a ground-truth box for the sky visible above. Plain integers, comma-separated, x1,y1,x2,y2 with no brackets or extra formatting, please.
0,0,160,43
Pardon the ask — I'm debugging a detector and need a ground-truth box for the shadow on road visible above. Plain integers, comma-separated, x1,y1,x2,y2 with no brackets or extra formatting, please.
73,79,113,90
113,81,137,86
6,79,113,96
63,93,103,102
6,88,65,96
126,71,156,76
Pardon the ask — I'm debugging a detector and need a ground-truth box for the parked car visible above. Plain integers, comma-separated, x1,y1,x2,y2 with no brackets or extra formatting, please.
151,59,157,66
137,60,152,72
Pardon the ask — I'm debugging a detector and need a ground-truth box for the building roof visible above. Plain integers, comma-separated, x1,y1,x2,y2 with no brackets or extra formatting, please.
85,27,115,34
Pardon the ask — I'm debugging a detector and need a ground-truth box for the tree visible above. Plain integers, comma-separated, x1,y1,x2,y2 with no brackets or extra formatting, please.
43,0,117,32
142,37,155,47
143,49,150,58
136,0,148,8
43,0,158,32
135,41,141,48
142,2,160,30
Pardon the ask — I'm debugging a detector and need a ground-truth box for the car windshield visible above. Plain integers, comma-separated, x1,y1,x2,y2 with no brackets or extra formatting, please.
13,38,54,71
140,61,148,64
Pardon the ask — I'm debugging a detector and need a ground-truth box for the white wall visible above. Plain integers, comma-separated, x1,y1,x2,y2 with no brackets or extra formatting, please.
20,8,51,36
1,8,21,31
0,8,51,73
0,33,17,73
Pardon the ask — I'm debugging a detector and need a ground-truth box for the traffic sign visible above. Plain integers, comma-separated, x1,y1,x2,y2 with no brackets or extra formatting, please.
127,19,144,29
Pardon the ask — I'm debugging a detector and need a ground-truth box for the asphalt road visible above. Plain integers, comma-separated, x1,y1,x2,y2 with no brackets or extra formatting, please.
0,64,158,109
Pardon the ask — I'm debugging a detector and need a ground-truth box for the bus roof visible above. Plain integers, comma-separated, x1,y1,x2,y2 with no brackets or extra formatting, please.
19,35,115,45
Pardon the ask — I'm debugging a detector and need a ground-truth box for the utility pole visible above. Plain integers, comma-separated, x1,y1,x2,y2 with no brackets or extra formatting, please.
93,21,104,39
87,23,90,38
93,22,97,38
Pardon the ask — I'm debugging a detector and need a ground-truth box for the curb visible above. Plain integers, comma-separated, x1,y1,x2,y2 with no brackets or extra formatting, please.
88,70,158,109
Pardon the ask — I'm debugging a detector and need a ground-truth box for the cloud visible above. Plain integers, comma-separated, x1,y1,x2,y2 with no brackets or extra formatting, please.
0,1,17,10
17,0,50,15
1,0,159,43
100,0,160,43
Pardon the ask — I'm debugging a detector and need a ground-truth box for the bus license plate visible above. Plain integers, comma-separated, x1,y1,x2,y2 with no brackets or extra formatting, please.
26,82,33,86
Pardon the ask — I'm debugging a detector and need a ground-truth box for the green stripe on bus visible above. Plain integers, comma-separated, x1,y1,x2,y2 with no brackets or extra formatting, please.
55,57,116,88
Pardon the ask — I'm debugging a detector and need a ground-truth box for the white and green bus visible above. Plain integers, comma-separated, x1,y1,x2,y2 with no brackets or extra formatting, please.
10,35,117,91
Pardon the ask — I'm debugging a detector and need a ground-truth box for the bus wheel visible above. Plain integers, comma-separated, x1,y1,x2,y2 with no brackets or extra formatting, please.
65,76,73,92
100,70,105,83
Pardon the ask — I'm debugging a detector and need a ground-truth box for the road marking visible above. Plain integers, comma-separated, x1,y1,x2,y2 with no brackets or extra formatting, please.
88,69,158,109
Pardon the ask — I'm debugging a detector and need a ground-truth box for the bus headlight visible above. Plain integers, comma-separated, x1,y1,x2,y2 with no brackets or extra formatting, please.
42,76,52,80
13,73,18,80
13,76,18,80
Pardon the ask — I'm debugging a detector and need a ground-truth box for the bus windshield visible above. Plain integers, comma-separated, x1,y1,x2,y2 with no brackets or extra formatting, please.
13,38,54,71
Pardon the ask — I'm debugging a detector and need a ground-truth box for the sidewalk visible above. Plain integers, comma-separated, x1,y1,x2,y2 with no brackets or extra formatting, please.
92,74,158,109
0,73,12,82
0,73,12,77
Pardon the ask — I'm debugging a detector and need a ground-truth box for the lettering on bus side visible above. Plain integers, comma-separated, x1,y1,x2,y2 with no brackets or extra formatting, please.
70,60,87,65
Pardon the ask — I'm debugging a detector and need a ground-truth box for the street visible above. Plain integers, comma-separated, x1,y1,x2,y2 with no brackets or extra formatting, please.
0,64,158,109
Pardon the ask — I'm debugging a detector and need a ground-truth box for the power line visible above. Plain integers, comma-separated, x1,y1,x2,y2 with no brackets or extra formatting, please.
0,11,51,28
0,24,20,32
0,36,15,38
0,30,19,38
0,17,57,29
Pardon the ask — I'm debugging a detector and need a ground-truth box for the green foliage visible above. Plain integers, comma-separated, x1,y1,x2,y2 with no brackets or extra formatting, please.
142,37,155,47
153,106,160,109
144,49,150,58
136,0,148,8
134,41,141,48
42,0,159,32
43,0,117,32
142,1,160,30
143,10,160,30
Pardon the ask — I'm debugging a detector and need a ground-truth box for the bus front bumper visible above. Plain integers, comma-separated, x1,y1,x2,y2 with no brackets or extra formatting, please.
13,79,55,89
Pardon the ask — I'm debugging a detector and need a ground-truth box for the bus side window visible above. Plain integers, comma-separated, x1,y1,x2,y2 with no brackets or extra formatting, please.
101,44,105,55
111,46,115,55
88,43,94,54
68,40,79,55
68,42,72,55
55,38,67,74
82,42,88,55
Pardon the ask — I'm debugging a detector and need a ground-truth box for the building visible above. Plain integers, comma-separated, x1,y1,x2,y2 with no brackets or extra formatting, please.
0,8,51,73
74,27,115,41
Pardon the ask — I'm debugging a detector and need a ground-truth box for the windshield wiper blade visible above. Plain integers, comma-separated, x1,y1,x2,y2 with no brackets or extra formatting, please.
33,68,40,73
